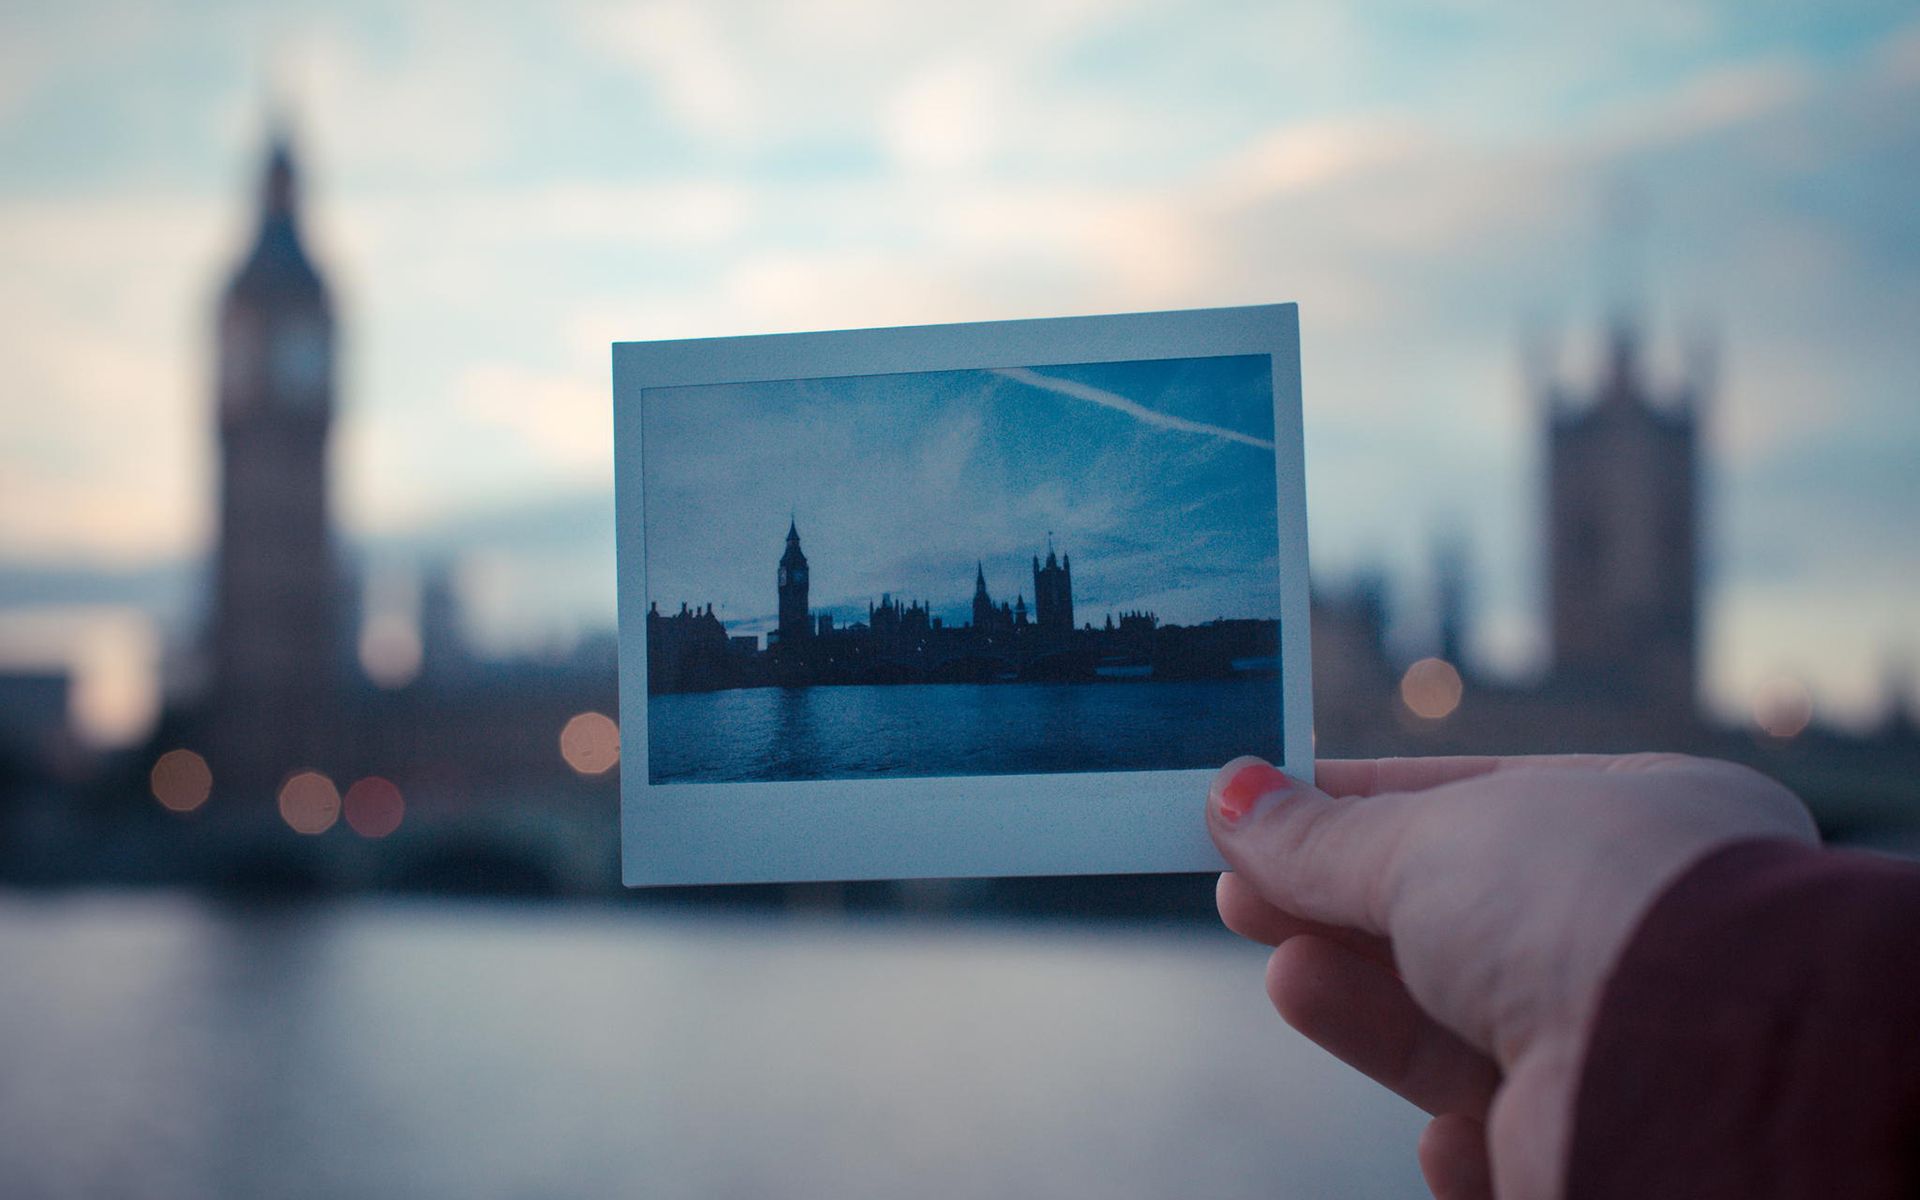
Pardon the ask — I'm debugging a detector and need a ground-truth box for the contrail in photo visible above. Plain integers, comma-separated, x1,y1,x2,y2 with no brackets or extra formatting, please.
993,367,1275,450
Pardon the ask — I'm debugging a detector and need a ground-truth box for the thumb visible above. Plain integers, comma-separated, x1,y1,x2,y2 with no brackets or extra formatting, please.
1207,756,1415,938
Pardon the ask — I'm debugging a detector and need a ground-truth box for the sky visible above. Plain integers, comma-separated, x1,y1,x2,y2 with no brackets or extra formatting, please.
640,356,1281,636
0,0,1916,742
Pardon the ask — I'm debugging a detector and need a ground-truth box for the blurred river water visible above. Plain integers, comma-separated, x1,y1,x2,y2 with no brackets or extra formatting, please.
0,893,1426,1199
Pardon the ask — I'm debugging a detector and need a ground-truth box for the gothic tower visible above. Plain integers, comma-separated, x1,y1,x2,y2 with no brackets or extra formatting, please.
971,562,995,631
1032,543,1074,634
1543,316,1705,724
776,519,810,646
209,125,340,794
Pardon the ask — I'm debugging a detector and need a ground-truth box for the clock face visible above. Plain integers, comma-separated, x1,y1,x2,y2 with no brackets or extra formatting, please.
271,320,329,403
779,567,789,588
793,567,807,586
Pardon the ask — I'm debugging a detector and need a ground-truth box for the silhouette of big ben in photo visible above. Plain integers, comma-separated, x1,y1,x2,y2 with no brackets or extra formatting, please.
208,124,341,795
776,518,810,647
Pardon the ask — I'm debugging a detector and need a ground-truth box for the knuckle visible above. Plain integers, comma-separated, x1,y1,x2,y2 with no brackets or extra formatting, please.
1628,754,1819,843
1719,763,1817,839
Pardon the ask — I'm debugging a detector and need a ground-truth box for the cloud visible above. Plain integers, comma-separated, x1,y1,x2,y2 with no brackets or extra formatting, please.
453,362,612,479
0,193,223,565
1202,119,1423,211
1590,58,1815,153
880,57,1007,173
573,0,1144,171
284,7,537,177
992,368,1276,450
583,0,757,142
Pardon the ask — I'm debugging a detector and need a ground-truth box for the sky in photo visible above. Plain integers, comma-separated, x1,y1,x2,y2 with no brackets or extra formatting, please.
641,355,1280,636
1,0,1917,741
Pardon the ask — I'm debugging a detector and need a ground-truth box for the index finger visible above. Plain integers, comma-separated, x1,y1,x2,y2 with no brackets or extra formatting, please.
1315,754,1642,799
1208,758,1418,935
1315,757,1503,799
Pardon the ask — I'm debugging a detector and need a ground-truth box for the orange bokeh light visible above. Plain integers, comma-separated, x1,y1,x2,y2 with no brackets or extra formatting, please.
560,711,620,775
1400,657,1464,721
343,776,405,838
278,770,341,835
150,748,212,813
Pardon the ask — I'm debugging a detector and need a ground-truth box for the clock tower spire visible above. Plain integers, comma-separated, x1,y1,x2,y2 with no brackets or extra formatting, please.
208,120,341,797
776,518,811,648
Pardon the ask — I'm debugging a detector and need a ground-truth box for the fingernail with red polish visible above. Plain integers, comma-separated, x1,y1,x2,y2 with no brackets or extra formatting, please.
1215,760,1296,824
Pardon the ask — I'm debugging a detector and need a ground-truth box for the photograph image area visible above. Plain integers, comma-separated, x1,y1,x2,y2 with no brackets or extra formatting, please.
640,354,1284,784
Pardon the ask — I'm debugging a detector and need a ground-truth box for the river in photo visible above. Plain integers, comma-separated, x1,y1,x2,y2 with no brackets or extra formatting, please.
648,678,1283,783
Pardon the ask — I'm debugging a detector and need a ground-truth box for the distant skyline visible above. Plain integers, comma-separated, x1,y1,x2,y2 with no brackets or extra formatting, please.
1,2,1917,741
641,357,1280,637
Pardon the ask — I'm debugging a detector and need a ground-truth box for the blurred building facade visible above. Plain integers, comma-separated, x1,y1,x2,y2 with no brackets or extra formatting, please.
87,130,624,893
208,131,342,796
0,671,74,783
1308,314,1915,846
5,126,1914,898
1312,313,1716,752
1544,319,1704,729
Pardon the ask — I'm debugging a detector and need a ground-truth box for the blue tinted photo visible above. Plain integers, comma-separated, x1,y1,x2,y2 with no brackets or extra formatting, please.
641,354,1284,782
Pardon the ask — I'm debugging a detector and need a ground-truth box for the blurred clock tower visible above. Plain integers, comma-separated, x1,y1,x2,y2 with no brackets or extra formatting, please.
208,125,341,796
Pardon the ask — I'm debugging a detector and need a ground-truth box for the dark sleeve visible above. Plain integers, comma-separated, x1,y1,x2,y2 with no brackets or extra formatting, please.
1568,838,1920,1200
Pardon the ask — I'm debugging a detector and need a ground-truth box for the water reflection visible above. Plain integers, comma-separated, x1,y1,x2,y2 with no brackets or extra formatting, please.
770,686,824,781
655,679,1284,784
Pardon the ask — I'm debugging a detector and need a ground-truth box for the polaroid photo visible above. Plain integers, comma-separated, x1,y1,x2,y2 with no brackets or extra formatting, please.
613,304,1311,885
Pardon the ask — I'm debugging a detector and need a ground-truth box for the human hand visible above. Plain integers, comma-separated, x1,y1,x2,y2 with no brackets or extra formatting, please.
1206,753,1816,1200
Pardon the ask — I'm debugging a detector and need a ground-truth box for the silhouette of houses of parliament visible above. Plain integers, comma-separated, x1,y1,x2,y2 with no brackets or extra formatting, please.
646,526,1279,694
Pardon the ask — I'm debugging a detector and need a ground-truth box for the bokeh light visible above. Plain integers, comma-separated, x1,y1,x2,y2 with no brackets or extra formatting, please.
1400,657,1464,721
560,712,619,775
149,748,212,813
358,613,423,689
278,770,341,834
1754,677,1813,739
343,776,405,838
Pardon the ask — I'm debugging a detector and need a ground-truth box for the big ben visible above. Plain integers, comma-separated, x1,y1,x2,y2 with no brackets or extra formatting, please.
208,127,340,795
776,518,810,647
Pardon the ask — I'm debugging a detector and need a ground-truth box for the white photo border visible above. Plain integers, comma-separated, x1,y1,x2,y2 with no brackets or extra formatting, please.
614,304,1312,885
